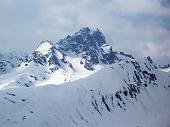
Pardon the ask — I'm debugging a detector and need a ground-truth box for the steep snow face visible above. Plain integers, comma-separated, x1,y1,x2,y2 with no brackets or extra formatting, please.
56,27,133,70
0,52,26,75
0,58,169,127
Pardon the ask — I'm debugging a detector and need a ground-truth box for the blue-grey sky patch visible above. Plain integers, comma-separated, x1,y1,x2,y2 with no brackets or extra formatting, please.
0,0,170,65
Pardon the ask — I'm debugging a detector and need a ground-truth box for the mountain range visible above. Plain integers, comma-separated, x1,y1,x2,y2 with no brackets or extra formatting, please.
0,27,169,127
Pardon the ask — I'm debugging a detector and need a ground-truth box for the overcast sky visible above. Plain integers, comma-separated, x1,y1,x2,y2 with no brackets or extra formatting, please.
0,0,170,64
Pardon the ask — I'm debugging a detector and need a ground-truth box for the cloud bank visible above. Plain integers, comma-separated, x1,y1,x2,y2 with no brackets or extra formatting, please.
0,0,170,64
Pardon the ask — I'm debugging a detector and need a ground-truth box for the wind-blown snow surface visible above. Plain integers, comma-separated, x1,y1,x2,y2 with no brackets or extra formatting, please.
0,58,170,127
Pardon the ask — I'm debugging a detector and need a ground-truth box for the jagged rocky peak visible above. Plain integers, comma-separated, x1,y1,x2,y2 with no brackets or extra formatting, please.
56,27,133,70
76,27,106,46
56,27,106,53
56,27,118,70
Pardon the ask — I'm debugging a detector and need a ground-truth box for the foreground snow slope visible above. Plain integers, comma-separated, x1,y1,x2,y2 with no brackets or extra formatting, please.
0,58,170,127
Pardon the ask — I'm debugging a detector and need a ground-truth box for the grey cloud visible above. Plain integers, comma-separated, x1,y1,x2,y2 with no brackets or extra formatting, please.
0,0,169,65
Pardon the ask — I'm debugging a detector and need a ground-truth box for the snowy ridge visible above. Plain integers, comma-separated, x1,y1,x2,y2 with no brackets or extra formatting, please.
0,57,169,127
0,27,169,127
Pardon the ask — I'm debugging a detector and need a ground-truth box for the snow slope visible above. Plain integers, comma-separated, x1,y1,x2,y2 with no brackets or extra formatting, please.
0,27,169,127
0,58,169,127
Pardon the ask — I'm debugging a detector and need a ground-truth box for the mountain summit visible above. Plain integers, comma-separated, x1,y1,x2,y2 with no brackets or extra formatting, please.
24,27,133,71
57,27,132,70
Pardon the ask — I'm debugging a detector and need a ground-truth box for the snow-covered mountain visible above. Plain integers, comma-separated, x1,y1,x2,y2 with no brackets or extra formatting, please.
0,57,169,127
0,27,133,89
0,51,26,75
56,27,133,70
0,27,170,127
